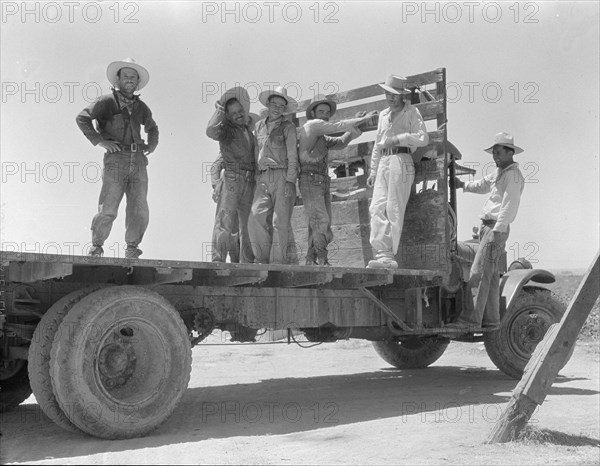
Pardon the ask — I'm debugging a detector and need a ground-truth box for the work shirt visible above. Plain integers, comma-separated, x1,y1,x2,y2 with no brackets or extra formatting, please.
464,162,525,233
298,118,362,173
255,117,298,183
76,91,159,152
206,108,257,172
370,103,428,177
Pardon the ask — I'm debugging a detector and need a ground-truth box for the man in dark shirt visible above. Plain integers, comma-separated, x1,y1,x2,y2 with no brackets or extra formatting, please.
76,58,159,259
206,87,258,263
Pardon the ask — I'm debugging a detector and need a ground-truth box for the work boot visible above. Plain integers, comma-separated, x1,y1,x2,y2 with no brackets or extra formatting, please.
88,245,104,257
125,246,143,259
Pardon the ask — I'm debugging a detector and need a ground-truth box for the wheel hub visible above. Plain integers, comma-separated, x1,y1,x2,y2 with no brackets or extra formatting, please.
509,309,552,357
98,342,136,390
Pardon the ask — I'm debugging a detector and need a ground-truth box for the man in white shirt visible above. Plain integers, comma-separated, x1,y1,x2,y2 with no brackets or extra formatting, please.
446,132,526,333
366,75,429,269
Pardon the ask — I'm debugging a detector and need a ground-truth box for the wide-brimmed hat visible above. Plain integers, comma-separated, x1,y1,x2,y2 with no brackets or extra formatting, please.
378,74,411,95
305,94,337,120
219,86,251,115
484,132,524,154
106,58,150,90
258,86,298,112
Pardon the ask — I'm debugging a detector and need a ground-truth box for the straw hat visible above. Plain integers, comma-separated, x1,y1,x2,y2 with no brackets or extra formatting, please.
484,132,524,154
106,58,150,90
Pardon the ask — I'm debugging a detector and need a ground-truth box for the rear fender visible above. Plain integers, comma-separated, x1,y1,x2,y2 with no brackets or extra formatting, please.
499,269,556,316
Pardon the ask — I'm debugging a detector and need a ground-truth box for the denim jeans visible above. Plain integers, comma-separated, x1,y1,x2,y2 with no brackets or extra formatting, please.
459,224,509,326
212,170,255,263
249,169,296,264
299,172,333,262
91,152,149,248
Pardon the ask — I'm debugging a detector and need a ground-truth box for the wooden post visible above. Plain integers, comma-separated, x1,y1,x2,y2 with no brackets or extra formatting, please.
487,251,600,443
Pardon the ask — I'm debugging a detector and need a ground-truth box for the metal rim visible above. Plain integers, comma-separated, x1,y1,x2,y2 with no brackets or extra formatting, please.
505,303,556,360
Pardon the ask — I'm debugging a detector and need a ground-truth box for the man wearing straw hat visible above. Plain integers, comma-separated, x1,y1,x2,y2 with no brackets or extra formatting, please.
249,86,299,264
445,132,526,334
366,74,429,269
207,87,259,263
298,94,377,266
76,58,158,259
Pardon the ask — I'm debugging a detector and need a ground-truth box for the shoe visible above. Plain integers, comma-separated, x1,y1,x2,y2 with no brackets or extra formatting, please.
125,246,143,259
320,260,332,267
305,258,318,266
366,259,398,269
88,245,104,257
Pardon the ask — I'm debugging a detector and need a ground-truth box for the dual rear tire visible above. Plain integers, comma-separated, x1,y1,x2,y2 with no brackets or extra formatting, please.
30,286,191,439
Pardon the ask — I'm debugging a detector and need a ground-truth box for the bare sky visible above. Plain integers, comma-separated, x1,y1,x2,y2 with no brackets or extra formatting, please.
1,1,598,270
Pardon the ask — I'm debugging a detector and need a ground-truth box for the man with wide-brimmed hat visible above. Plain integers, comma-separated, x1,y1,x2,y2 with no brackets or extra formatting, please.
248,86,299,264
207,86,258,263
445,132,526,334
76,58,158,259
298,94,377,265
366,74,429,269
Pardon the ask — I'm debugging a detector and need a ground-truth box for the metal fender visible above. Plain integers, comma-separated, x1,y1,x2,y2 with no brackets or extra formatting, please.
499,268,556,314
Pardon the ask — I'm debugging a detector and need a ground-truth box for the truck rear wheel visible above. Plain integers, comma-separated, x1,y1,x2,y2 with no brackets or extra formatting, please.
0,359,32,412
28,288,100,432
50,286,192,439
372,336,450,369
484,287,567,379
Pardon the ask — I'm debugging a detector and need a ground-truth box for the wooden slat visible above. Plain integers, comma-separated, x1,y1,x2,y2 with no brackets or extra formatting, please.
405,68,445,86
296,83,383,111
298,99,445,128
295,68,444,112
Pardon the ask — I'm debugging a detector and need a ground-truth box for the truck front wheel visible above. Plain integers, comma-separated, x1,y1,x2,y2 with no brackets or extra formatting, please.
50,286,192,439
372,336,450,369
484,287,567,379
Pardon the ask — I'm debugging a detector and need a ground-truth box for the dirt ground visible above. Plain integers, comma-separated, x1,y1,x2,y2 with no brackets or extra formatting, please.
1,334,599,465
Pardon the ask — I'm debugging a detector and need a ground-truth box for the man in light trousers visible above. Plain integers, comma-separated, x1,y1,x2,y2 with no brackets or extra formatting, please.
366,75,429,269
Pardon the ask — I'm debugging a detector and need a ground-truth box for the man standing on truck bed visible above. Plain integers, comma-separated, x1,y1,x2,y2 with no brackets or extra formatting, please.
298,95,376,266
249,86,298,264
446,132,525,333
366,75,429,269
207,87,258,263
76,58,159,259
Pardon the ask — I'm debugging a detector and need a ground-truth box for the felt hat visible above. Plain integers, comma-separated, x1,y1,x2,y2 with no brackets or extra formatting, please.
258,86,298,112
484,132,524,154
106,58,150,90
219,86,251,115
378,74,411,95
305,94,337,120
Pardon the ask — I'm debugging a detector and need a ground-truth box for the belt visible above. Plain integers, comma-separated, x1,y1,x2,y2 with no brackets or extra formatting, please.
259,167,286,173
225,168,255,179
481,218,497,226
380,146,410,156
118,143,144,153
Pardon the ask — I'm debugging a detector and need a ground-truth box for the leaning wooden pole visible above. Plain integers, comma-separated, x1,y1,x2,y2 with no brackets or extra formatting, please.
487,251,600,443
